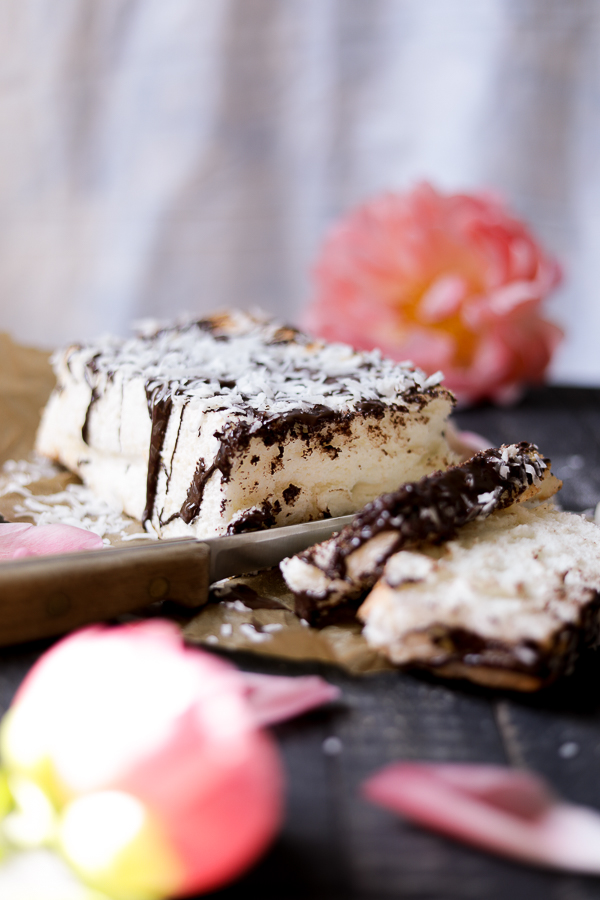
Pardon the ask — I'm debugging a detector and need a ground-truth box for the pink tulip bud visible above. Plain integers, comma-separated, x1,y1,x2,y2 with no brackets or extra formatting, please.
0,622,285,897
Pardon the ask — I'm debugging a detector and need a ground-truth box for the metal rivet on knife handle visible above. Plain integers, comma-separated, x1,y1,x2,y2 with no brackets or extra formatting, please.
148,576,170,600
45,591,71,619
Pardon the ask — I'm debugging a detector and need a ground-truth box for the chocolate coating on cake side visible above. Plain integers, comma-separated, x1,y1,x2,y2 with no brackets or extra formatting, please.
305,442,550,581
174,401,408,527
417,590,600,688
284,442,559,621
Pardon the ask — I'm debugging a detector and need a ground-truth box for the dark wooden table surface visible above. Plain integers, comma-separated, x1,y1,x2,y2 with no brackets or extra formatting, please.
3,386,600,900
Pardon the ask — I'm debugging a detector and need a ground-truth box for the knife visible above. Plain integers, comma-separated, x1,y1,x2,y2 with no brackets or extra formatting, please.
0,515,354,646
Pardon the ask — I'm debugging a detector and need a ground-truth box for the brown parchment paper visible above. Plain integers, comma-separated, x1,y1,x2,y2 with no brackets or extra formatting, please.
182,569,394,673
0,333,55,466
0,335,393,673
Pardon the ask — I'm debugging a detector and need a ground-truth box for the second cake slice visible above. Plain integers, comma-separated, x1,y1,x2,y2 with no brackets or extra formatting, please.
359,501,600,690
280,443,560,619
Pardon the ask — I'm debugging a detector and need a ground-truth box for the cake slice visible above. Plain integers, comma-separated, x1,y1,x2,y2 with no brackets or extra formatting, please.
36,311,458,539
359,503,600,690
280,443,561,620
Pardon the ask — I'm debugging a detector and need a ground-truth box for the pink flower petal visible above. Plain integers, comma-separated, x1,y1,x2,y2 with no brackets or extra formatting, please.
363,763,600,874
240,673,341,727
416,764,553,819
0,523,103,559
0,523,33,536
418,275,468,323
487,280,543,316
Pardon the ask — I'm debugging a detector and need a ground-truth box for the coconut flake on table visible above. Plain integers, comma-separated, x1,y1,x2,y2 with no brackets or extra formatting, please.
0,457,153,544
0,457,61,492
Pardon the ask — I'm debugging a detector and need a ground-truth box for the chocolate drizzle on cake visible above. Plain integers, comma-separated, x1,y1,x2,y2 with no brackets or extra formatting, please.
142,387,173,525
357,498,600,690
76,311,451,533
81,388,99,445
171,401,401,528
81,352,102,445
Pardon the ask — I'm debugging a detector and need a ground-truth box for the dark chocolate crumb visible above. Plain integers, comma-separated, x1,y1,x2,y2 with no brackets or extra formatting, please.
227,501,278,534
283,484,301,505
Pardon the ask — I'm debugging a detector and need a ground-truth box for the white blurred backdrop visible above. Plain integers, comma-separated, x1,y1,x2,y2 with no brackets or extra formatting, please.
0,0,598,383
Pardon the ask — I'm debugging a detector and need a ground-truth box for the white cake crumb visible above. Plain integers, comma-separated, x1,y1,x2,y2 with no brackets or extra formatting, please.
558,741,579,759
239,623,272,643
223,600,252,613
322,736,343,755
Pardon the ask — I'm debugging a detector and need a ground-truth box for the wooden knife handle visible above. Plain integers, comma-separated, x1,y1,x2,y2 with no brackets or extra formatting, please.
0,540,210,646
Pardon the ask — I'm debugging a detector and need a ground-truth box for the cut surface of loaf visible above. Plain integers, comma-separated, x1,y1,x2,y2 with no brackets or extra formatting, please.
359,504,600,690
280,443,561,620
36,311,458,538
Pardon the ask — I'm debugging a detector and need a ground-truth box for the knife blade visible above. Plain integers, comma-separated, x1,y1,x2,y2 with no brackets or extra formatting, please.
0,514,354,646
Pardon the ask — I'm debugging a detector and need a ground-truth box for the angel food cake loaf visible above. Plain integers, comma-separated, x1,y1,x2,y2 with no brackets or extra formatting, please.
36,311,458,539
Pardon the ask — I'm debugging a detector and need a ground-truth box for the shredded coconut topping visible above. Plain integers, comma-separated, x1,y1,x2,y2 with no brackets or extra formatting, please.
60,310,444,417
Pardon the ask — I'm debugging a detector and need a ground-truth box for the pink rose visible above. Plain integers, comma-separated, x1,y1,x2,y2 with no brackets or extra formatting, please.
305,183,563,405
